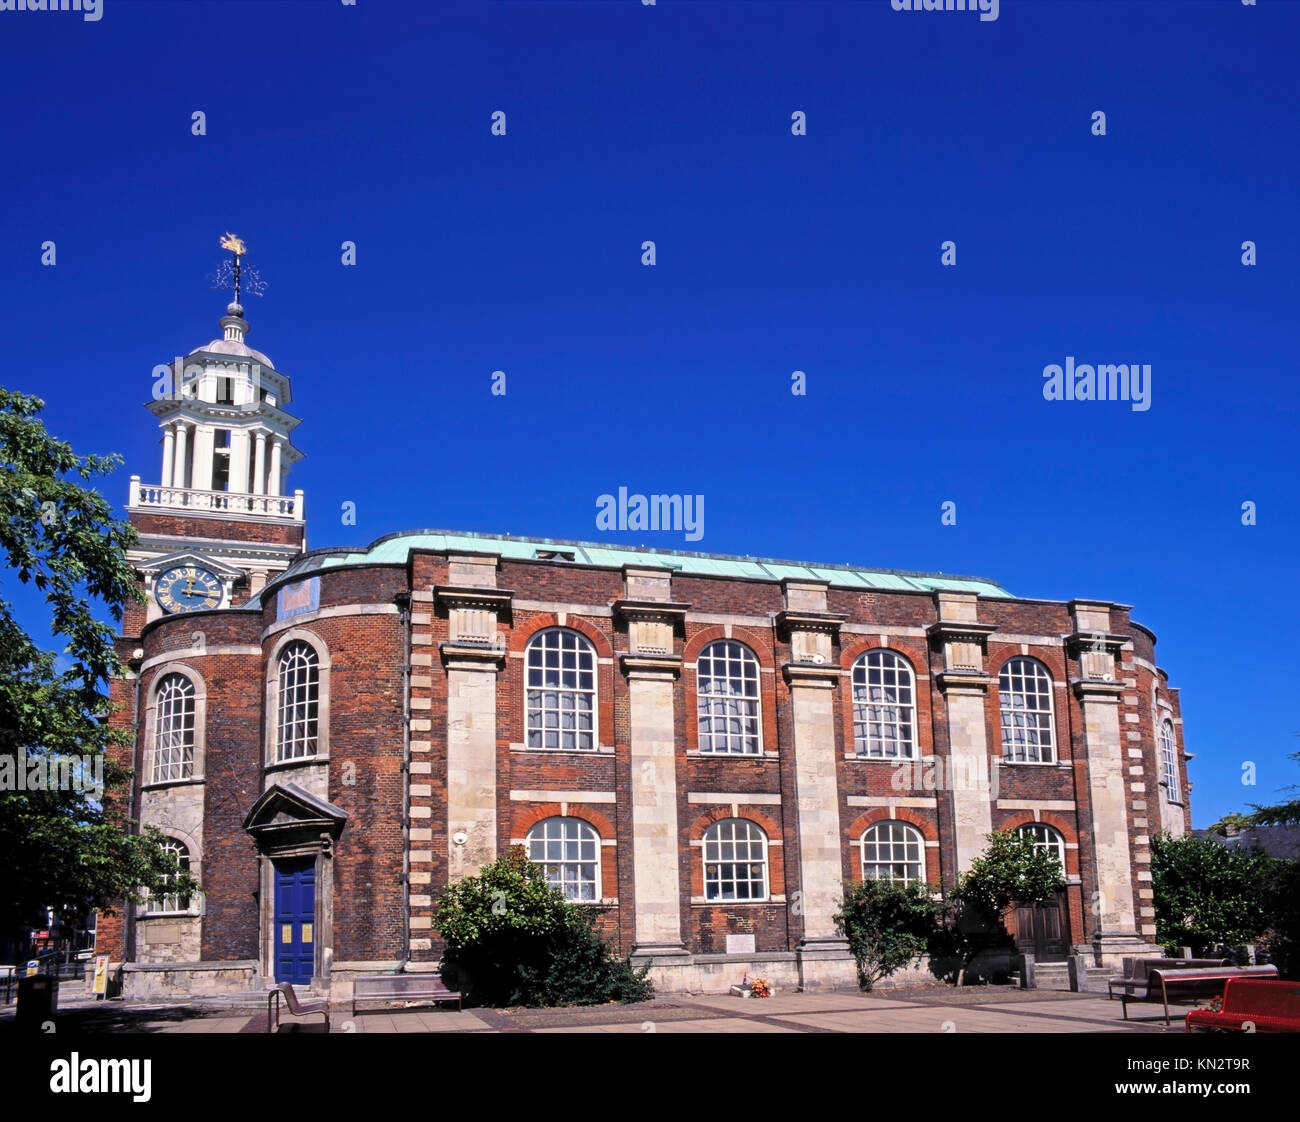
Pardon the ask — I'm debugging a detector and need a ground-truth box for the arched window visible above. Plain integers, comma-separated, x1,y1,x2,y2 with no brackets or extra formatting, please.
276,641,320,760
1016,823,1066,874
153,673,196,782
852,650,916,758
526,817,600,902
697,640,761,755
861,822,925,884
1159,720,1180,802
145,839,192,914
525,629,596,751
702,819,768,900
1000,658,1055,763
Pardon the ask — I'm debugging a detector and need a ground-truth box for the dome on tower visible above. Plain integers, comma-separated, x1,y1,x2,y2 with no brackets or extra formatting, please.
189,336,276,369
188,300,275,368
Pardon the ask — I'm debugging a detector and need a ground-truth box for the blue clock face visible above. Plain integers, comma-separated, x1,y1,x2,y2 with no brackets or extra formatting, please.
155,565,222,614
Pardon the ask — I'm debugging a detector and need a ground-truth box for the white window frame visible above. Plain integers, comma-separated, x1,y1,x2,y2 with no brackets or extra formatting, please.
852,649,917,759
696,640,762,755
276,640,320,761
702,819,769,901
526,817,601,902
1159,720,1181,803
525,628,597,751
152,673,196,783
999,658,1056,764
144,839,194,915
1016,823,1066,874
861,821,925,884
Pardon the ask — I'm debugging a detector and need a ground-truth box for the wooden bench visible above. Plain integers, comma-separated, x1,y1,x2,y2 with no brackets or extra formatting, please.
1107,957,1229,1001
351,973,462,1017
267,981,330,1033
1120,965,1279,1026
1185,978,1300,1033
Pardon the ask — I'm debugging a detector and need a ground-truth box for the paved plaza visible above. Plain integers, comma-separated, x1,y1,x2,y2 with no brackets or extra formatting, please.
3,983,1184,1034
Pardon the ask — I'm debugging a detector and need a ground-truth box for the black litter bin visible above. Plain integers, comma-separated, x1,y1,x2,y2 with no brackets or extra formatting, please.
16,974,58,1029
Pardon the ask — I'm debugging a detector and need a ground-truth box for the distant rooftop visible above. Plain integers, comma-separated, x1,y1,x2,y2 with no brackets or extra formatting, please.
306,528,1013,598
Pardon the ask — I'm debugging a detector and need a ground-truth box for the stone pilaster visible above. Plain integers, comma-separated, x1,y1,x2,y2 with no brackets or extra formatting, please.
777,582,856,990
927,593,997,872
436,579,512,883
616,577,691,962
1067,602,1161,965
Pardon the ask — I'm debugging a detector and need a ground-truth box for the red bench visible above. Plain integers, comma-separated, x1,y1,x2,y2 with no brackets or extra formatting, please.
1185,978,1300,1033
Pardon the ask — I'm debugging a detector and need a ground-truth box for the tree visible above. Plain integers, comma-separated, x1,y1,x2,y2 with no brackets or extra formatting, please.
926,831,1067,985
1206,811,1255,837
955,830,1067,925
834,877,942,991
1248,749,1300,827
1150,833,1277,956
432,847,652,1007
0,389,192,938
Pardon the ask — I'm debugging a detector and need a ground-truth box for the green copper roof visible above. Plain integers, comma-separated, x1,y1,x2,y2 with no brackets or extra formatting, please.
314,529,1012,598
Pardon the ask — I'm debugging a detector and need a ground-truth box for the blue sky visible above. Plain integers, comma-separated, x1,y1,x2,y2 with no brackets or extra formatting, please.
1,0,1296,827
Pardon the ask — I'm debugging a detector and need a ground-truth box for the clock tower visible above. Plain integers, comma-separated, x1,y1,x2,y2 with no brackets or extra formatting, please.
123,236,306,633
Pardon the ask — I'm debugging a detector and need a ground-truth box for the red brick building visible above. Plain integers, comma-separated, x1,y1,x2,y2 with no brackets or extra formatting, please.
96,299,1192,998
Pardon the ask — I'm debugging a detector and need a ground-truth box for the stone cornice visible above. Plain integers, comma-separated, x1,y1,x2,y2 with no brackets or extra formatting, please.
926,620,997,642
935,670,992,694
434,585,514,613
782,662,841,687
775,610,846,637
619,653,683,679
1065,630,1128,655
438,640,506,669
1072,679,1124,701
611,599,691,622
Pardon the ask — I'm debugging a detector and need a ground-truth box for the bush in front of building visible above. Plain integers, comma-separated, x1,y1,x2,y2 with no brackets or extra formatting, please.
1150,832,1278,957
433,846,653,1007
835,878,943,990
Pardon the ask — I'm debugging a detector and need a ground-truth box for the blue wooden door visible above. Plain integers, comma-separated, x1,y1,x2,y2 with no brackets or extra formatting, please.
273,858,316,984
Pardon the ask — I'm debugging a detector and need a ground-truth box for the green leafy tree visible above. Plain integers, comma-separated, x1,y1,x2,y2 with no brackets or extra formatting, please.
920,831,1068,985
432,846,652,1007
834,877,942,991
1150,832,1277,956
1206,811,1255,837
0,389,193,939
1248,749,1300,827
956,830,1067,925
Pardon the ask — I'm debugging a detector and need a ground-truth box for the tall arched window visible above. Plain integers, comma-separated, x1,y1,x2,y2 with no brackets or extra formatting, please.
999,658,1056,763
276,641,320,760
526,817,600,901
153,673,196,782
852,650,916,758
702,819,768,900
1159,720,1180,802
526,629,596,751
1016,823,1066,873
145,839,192,914
697,640,761,755
861,822,925,884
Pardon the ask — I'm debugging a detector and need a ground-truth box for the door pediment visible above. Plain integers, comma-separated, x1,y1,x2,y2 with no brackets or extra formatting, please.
243,782,347,855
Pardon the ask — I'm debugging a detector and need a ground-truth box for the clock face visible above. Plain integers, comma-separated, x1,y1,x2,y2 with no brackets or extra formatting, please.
155,565,223,614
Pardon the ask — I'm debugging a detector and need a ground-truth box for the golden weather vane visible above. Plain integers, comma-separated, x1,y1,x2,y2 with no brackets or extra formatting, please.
212,232,265,304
